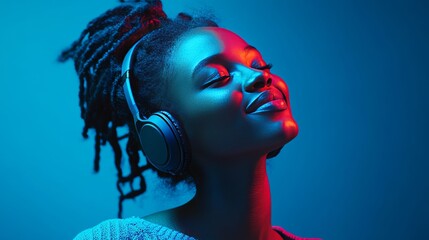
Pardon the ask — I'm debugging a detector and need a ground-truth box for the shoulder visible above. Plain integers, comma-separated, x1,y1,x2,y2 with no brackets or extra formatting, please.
73,217,196,240
272,226,322,240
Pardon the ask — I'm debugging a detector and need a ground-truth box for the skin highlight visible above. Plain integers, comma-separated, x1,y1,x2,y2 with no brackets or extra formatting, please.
143,27,298,240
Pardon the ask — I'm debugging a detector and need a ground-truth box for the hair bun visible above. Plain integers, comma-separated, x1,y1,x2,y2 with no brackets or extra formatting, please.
114,0,167,61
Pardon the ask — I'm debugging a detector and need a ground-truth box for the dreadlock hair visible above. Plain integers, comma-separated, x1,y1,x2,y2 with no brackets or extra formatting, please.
58,0,218,218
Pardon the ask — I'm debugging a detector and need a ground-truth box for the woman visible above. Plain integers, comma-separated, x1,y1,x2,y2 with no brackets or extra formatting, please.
60,1,320,239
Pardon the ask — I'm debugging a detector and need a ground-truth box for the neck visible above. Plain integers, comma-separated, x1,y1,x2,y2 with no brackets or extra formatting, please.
177,155,278,240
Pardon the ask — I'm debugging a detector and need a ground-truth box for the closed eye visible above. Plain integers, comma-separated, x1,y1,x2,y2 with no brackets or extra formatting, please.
253,63,273,70
202,75,231,88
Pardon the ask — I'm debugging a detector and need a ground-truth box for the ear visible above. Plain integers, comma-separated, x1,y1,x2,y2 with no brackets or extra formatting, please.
266,146,283,159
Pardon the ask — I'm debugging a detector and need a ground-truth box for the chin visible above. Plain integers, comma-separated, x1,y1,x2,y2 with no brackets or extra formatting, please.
264,120,298,159
253,118,298,157
281,118,299,144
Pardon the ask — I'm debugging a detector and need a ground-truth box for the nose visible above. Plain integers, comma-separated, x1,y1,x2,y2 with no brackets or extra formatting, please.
244,70,272,92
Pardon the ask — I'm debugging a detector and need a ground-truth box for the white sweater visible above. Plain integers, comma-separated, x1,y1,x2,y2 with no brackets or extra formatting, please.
73,216,321,240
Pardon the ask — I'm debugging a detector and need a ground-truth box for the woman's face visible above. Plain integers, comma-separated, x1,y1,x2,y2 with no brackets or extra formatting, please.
164,27,298,162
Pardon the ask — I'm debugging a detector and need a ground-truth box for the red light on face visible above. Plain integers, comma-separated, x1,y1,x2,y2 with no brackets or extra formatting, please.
231,90,243,107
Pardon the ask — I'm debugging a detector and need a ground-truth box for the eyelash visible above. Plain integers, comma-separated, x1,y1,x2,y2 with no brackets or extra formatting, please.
202,75,231,88
253,63,273,70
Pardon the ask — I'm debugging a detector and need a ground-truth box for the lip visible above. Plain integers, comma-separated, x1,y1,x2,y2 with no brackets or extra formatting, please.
245,88,288,114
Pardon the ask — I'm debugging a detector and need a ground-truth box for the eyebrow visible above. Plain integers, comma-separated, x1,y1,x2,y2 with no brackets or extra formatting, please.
192,45,258,79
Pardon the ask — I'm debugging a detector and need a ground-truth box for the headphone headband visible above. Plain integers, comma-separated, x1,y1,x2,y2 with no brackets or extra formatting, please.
121,38,145,123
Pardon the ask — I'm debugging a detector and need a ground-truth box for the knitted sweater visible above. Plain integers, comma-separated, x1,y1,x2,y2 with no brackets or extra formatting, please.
73,217,321,240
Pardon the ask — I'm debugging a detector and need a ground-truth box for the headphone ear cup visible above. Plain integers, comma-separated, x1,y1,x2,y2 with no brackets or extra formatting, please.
137,111,190,175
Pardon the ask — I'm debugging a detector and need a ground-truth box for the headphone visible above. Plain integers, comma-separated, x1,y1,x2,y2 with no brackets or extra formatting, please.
121,39,190,175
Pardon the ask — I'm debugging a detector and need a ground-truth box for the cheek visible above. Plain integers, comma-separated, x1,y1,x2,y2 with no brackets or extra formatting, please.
186,89,243,122
231,90,243,106
181,90,244,155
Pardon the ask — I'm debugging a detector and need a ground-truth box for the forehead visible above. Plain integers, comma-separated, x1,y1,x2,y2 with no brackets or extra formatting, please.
169,27,252,70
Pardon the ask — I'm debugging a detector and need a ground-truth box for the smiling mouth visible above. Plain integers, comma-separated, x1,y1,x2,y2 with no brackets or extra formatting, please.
245,88,288,114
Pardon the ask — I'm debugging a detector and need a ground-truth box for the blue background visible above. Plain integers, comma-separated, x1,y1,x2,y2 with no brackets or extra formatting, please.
0,0,428,239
